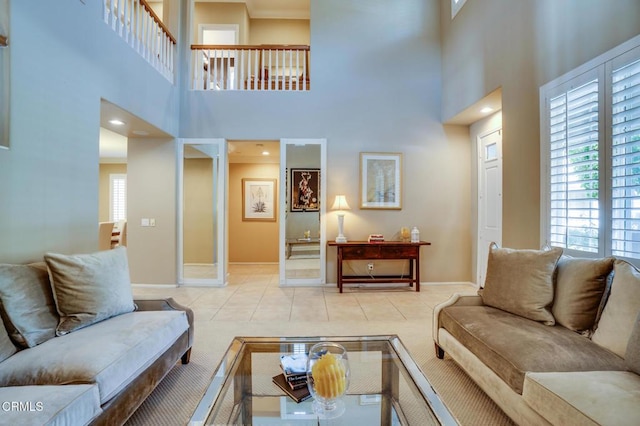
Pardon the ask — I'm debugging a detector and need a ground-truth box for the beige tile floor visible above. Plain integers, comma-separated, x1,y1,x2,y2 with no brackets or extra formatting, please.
133,263,477,323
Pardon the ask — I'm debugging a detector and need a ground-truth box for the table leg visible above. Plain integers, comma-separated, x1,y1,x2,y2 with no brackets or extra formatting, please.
415,256,420,292
337,248,343,293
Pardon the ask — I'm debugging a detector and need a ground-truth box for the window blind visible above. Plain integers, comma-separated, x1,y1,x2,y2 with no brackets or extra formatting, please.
548,79,600,252
110,175,127,222
611,58,640,259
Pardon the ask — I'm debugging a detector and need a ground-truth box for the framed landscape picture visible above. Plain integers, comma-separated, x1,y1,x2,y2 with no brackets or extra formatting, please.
242,178,277,221
360,152,402,210
290,169,320,212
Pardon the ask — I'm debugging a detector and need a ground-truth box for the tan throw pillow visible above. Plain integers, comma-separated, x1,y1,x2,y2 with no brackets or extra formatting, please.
481,243,562,325
626,312,640,374
45,247,135,336
552,256,614,333
592,259,640,358
0,262,59,347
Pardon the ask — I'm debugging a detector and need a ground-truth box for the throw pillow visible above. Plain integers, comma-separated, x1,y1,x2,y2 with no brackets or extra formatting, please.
552,256,614,333
0,262,59,347
45,247,135,336
481,243,562,325
626,312,640,374
592,259,640,358
0,317,16,363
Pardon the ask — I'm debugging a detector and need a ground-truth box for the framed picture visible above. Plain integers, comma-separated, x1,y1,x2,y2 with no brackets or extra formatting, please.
242,178,277,221
290,169,320,212
360,152,402,210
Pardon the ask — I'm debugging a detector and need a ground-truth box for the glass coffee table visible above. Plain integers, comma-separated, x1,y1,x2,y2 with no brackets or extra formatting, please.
189,335,458,425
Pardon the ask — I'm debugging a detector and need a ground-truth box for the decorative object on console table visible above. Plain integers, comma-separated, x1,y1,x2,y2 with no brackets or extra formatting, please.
360,152,402,210
242,178,277,222
328,241,431,293
331,195,351,243
272,374,311,403
368,234,385,243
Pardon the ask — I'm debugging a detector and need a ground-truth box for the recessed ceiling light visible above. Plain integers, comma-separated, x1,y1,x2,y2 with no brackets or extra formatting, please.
109,119,125,126
262,151,270,156
480,107,493,114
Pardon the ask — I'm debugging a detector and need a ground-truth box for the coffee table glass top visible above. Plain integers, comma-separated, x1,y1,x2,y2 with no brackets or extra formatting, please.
189,335,458,425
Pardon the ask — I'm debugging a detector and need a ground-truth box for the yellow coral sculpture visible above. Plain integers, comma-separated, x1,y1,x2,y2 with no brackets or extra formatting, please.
311,352,346,399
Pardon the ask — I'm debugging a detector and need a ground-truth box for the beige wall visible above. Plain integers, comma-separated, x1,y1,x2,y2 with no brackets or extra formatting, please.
249,19,310,45
441,0,640,250
183,158,214,263
127,138,177,284
98,163,127,222
193,3,249,44
229,163,279,263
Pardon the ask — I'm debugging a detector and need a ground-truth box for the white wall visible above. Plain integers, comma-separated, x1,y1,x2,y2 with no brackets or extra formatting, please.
0,1,178,263
181,0,473,282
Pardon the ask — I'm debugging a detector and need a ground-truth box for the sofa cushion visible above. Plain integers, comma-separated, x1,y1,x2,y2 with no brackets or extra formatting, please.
0,384,101,426
0,314,17,363
481,243,562,325
626,312,640,374
592,259,640,358
552,256,614,334
439,305,627,394
45,247,136,336
523,371,640,426
0,262,59,347
0,310,188,404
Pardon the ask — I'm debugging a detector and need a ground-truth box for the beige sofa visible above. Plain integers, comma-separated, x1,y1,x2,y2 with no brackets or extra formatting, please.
433,245,640,426
0,247,194,425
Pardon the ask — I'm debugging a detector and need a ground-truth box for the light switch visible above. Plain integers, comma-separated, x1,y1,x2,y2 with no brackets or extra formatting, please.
149,218,156,227
141,218,150,227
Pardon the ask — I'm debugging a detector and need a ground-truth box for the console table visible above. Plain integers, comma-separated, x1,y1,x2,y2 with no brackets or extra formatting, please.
327,241,431,293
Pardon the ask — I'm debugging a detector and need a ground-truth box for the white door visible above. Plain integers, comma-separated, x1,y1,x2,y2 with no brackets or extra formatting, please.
477,129,503,286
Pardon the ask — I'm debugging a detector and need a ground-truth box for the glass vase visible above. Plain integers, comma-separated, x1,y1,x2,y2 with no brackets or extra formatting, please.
306,342,350,419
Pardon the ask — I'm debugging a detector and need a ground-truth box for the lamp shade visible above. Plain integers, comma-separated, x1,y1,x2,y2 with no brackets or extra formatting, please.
331,195,351,211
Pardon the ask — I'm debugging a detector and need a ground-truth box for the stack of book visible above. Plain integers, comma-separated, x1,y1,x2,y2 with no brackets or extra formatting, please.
272,353,311,403
368,234,385,243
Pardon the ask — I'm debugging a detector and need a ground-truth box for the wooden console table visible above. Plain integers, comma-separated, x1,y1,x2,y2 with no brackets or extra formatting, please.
327,241,431,293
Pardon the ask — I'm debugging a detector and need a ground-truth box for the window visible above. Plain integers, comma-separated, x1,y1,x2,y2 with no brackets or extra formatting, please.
110,174,127,222
541,35,640,263
451,0,468,19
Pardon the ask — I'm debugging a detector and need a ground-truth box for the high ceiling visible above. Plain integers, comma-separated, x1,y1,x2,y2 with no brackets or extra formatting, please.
196,0,310,20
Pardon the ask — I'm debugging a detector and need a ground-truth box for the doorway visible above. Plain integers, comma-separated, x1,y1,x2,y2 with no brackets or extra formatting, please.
477,128,503,285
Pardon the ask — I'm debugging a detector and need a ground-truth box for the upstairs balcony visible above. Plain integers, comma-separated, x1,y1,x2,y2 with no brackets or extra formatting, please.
103,0,176,81
190,44,310,91
103,1,311,91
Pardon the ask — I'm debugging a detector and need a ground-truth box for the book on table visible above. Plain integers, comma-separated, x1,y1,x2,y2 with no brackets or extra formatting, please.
272,373,311,403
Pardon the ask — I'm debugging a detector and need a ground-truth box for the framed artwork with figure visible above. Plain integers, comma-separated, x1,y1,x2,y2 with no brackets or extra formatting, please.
242,178,277,221
290,169,320,212
360,152,402,210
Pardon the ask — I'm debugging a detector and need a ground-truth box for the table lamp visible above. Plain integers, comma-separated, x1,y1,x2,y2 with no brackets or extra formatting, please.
332,195,351,243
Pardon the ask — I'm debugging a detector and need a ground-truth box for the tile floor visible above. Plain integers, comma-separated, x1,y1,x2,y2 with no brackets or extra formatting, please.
133,263,477,323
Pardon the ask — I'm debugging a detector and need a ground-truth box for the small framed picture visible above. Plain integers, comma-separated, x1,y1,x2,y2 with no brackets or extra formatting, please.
359,152,402,210
242,178,277,221
290,169,320,212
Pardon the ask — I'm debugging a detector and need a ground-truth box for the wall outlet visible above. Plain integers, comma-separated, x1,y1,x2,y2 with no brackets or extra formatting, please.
367,263,374,271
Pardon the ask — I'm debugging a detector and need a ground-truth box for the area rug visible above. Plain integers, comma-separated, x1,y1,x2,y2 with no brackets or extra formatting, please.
125,318,514,425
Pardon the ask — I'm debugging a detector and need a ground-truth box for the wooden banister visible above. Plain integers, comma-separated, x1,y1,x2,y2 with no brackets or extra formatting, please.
0,35,7,47
191,44,310,51
139,0,175,44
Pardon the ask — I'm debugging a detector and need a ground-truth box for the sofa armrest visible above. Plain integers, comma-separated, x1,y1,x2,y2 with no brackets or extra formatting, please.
134,298,194,352
432,293,484,347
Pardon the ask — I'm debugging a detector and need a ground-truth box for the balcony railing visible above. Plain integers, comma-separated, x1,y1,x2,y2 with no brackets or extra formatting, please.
191,44,310,91
103,0,176,81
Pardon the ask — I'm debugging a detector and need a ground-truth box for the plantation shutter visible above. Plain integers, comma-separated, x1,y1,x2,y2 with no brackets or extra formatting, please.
611,58,640,259
110,174,127,222
548,78,600,252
